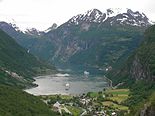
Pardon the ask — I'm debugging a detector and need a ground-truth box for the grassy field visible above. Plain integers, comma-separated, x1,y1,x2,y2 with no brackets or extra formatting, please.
108,95,128,104
98,89,130,112
105,89,130,104
105,89,130,95
41,95,73,100
60,95,73,100
89,92,99,98
103,101,128,110
66,106,82,116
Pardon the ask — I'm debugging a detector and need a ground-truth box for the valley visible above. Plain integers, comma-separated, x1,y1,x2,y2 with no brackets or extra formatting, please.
0,5,155,116
40,88,130,116
0,8,150,72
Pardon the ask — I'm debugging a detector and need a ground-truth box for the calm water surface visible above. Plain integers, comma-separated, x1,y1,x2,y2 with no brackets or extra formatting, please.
25,74,108,95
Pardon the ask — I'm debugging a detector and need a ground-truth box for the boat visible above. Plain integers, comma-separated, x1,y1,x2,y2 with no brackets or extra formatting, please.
65,83,70,90
84,71,89,77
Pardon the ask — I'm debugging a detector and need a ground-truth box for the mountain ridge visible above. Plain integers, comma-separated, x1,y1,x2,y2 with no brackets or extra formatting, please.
0,29,56,88
0,8,154,33
107,25,155,85
106,25,155,115
67,8,152,27
0,8,153,73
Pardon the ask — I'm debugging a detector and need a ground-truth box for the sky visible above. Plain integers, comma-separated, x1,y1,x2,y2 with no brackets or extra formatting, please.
0,0,155,31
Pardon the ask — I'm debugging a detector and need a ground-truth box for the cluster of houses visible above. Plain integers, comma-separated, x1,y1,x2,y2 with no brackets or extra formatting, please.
0,67,23,80
50,94,117,116
53,101,72,115
5,70,24,80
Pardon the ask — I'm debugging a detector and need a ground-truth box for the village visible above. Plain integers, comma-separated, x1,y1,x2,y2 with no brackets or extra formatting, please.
40,88,130,116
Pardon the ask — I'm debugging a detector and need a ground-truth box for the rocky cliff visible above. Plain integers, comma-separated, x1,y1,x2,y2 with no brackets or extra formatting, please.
108,25,155,85
107,25,155,116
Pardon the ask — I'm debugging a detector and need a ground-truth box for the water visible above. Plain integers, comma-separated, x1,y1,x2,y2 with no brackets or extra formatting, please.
25,74,108,95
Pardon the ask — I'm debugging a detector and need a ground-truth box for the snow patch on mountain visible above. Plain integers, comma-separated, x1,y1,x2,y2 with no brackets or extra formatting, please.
68,8,152,27
24,28,43,35
106,8,128,17
68,9,106,24
44,23,58,33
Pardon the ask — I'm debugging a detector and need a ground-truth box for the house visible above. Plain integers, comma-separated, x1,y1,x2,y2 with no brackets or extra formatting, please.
80,98,90,105
53,101,61,108
53,101,72,115
112,112,117,116
96,110,106,116
53,101,61,113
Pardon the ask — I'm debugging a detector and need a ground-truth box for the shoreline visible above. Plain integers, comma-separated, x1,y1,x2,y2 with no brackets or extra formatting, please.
24,74,110,96
103,75,113,88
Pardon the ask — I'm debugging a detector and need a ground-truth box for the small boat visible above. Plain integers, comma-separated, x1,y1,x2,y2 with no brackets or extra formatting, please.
65,83,70,90
84,71,89,77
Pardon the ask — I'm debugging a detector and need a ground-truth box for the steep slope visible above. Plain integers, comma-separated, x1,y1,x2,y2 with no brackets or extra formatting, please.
0,21,42,51
108,25,155,85
0,29,55,88
0,29,58,115
0,84,58,116
40,8,150,72
107,25,155,115
68,8,151,26
0,9,152,73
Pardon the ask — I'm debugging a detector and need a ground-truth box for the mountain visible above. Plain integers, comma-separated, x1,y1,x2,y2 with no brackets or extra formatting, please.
108,25,155,85
40,8,151,72
0,84,58,116
0,21,43,36
0,8,152,73
0,29,56,88
68,8,152,26
0,21,45,49
45,23,58,33
107,25,155,115
0,28,58,115
24,28,44,36
0,8,155,115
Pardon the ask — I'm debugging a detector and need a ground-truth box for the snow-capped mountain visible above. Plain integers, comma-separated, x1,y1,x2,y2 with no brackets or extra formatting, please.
24,28,44,36
68,9,106,24
0,21,44,36
0,8,153,72
45,23,58,33
68,8,152,27
0,21,22,33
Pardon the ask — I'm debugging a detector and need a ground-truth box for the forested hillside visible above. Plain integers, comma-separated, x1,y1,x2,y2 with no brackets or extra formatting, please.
107,25,155,115
0,84,58,116
0,29,58,115
0,29,56,88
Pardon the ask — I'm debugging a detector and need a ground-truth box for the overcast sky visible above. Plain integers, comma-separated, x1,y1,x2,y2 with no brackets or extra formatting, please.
0,0,155,31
